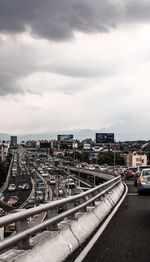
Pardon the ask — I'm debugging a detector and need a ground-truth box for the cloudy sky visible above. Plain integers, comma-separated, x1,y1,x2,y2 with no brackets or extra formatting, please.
0,0,150,139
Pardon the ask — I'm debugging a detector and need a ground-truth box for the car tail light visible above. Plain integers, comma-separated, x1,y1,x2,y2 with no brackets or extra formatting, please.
139,177,147,183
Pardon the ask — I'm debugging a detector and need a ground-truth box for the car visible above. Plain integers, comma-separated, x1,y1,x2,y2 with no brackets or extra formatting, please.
124,167,137,180
137,168,150,195
18,183,30,190
134,165,150,186
12,167,17,172
41,172,49,177
0,193,4,201
7,196,19,206
36,191,44,203
65,178,75,188
26,197,38,209
48,179,56,185
37,185,45,193
55,187,63,196
88,165,95,170
8,184,16,191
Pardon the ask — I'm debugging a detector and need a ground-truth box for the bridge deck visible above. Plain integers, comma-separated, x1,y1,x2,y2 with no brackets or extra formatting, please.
81,180,150,262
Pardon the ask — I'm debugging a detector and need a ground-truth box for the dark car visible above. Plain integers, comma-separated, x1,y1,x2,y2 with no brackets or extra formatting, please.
7,196,19,206
125,167,137,180
26,197,38,209
36,191,44,203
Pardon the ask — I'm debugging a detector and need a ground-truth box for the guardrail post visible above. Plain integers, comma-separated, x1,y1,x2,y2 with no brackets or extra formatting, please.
80,197,88,212
47,208,58,231
16,219,30,250
87,193,95,207
66,202,76,220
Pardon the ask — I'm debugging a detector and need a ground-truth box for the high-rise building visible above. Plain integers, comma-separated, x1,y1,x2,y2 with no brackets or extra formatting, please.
0,141,10,161
10,136,17,148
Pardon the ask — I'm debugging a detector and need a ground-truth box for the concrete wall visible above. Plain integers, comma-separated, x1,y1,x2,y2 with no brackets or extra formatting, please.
11,182,125,262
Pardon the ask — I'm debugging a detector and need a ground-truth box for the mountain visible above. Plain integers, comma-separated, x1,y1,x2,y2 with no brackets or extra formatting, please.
1,126,150,142
0,133,10,141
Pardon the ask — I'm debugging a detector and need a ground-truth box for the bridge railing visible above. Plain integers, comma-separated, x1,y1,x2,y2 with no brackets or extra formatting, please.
0,175,121,253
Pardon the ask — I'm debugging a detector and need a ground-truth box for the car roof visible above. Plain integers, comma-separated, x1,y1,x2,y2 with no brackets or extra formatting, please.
9,196,18,199
141,168,150,172
139,165,150,170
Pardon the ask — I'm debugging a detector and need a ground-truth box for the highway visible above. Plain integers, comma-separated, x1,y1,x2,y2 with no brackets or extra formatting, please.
72,179,150,262
4,150,147,261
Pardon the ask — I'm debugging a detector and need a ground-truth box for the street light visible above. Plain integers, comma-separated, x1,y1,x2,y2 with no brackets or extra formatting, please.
56,168,59,201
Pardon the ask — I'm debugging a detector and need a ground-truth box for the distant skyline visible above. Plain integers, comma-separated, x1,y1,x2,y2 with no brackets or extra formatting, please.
0,1,150,139
1,128,150,142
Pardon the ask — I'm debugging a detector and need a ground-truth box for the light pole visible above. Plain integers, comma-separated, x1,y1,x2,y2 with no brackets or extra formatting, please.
113,150,116,167
78,167,80,187
56,168,59,201
113,143,116,168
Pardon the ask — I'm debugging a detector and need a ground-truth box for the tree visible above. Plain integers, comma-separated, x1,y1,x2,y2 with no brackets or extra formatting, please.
97,152,125,166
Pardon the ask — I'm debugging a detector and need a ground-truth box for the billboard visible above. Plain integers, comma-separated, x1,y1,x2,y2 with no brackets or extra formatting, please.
96,133,114,144
57,135,73,144
83,143,91,150
40,141,51,148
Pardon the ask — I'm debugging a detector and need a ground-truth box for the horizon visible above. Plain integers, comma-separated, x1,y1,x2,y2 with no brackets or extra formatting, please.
1,129,150,143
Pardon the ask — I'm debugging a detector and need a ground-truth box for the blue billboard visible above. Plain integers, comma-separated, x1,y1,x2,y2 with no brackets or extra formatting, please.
96,133,114,144
57,134,73,143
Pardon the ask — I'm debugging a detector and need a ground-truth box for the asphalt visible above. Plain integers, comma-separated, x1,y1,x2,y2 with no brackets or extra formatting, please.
82,179,150,262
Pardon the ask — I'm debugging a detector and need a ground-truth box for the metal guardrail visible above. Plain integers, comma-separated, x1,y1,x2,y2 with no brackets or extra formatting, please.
0,175,121,253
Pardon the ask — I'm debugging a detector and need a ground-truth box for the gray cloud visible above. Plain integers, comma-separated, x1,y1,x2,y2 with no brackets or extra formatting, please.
51,63,115,78
0,0,150,96
0,1,150,41
0,0,125,40
0,73,19,95
125,1,150,22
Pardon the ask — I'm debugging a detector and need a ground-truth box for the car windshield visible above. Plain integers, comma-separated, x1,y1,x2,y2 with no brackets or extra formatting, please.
10,196,18,200
142,170,150,176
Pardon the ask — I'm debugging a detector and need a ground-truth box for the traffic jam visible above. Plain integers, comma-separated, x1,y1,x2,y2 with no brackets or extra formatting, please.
0,149,84,233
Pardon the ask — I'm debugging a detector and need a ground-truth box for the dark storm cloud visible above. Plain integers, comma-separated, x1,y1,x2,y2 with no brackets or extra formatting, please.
0,1,150,40
0,0,125,40
0,0,150,96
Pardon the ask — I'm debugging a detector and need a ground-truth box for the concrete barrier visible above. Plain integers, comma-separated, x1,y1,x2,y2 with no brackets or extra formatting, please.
9,182,125,262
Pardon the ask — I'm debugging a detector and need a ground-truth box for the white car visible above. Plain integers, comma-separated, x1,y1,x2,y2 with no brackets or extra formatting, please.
8,184,16,191
65,178,75,188
18,183,30,190
41,172,49,177
0,193,4,201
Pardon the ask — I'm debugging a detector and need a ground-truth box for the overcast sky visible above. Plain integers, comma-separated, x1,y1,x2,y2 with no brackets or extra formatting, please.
0,0,150,139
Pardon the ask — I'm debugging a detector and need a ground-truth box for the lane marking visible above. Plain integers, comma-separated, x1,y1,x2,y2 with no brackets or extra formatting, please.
74,183,128,262
127,193,138,196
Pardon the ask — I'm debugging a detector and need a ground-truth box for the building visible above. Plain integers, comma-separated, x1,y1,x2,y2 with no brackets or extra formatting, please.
10,136,17,148
25,140,37,148
125,152,147,167
0,141,10,161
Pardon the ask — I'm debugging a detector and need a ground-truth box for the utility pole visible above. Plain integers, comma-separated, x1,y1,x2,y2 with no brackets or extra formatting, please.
113,144,116,168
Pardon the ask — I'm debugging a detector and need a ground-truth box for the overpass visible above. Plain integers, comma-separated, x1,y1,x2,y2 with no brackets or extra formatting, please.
80,180,150,262
0,174,125,262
